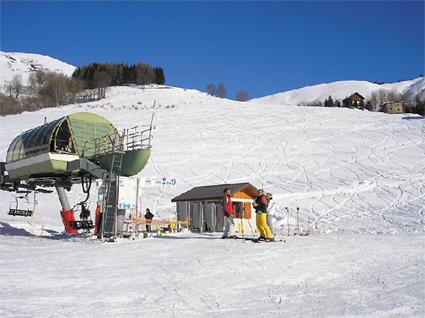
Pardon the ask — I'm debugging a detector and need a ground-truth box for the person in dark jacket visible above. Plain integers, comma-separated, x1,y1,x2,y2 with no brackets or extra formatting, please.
222,188,236,239
144,208,154,232
253,189,274,242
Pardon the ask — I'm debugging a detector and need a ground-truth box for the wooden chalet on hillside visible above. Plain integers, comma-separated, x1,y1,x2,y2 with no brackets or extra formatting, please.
349,92,365,105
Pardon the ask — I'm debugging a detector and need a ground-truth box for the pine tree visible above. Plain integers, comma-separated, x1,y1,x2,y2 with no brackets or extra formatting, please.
365,100,373,111
324,97,329,107
342,97,352,108
324,95,334,107
154,67,165,85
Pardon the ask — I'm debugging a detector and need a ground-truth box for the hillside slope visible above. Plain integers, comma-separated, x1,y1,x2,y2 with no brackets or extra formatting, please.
403,77,425,102
0,85,423,234
252,78,424,106
0,51,75,87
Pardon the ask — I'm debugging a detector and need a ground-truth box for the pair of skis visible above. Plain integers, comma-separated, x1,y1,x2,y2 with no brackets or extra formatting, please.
234,236,286,243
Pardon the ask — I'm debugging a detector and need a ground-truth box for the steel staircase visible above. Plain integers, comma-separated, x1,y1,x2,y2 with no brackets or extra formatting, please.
99,139,124,239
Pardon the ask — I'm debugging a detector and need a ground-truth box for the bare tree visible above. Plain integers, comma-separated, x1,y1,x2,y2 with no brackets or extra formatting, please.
370,89,402,111
387,90,402,102
0,93,23,116
11,75,23,98
35,70,47,86
236,90,249,102
217,82,227,98
39,73,67,107
93,71,111,98
136,63,155,87
206,83,217,96
28,73,39,95
3,80,13,97
68,78,85,103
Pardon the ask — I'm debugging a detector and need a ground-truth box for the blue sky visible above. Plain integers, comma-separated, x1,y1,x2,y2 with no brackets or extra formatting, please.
1,1,423,99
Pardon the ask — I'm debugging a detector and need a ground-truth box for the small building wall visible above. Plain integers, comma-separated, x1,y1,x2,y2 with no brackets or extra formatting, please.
176,190,258,234
385,102,405,114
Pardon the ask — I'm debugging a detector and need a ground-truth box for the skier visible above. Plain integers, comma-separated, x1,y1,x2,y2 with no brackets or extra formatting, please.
253,189,274,242
144,208,154,232
221,188,236,239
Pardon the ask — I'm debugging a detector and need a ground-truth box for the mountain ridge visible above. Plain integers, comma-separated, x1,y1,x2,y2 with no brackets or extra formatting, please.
1,51,423,105
0,51,75,87
252,77,424,106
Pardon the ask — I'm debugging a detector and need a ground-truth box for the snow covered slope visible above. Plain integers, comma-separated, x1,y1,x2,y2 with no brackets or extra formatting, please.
0,51,76,86
0,85,424,317
403,77,425,102
0,85,423,234
253,77,424,106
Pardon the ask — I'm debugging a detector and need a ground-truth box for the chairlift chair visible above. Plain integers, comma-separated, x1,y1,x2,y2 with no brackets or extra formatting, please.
70,202,94,231
8,194,33,217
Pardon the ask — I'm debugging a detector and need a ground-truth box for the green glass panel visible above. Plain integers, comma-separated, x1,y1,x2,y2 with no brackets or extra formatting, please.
67,112,115,157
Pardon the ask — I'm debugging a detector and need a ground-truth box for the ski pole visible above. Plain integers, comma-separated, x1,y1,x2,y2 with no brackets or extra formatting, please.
285,207,290,236
297,207,300,236
247,220,256,238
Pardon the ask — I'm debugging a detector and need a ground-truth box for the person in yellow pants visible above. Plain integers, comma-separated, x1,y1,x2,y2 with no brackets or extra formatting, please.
256,212,273,240
253,189,274,242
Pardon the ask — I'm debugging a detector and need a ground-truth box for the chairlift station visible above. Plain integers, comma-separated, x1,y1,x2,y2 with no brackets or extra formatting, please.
0,112,154,238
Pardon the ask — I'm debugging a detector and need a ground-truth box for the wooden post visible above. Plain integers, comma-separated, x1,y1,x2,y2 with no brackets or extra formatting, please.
135,177,140,217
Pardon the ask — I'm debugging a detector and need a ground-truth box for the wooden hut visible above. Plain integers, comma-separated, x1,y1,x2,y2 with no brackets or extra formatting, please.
349,92,365,104
171,183,259,234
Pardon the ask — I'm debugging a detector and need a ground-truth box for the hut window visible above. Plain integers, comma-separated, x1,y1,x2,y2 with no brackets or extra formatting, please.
232,201,252,219
233,202,242,218
233,202,245,218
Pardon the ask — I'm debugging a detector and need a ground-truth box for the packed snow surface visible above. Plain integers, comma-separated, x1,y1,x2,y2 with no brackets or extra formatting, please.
0,85,424,317
0,51,75,86
1,232,423,317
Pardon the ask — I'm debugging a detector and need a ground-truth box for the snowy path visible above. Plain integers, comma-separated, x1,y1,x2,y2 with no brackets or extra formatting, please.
0,232,424,317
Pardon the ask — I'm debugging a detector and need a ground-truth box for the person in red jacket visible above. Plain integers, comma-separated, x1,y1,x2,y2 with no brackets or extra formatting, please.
222,188,236,239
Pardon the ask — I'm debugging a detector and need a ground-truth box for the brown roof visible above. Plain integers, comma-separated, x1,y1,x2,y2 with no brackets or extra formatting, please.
171,183,258,202
349,92,365,101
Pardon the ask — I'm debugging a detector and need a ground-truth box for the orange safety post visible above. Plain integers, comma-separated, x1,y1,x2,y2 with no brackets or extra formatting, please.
94,204,101,236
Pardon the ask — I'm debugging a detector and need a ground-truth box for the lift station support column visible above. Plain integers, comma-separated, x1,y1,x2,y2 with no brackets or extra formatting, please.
56,186,78,234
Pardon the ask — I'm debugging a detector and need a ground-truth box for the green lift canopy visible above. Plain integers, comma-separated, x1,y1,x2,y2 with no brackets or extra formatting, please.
6,112,117,163
5,112,152,181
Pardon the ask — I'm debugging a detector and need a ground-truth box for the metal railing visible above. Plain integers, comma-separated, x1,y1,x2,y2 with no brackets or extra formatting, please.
83,123,154,158
122,124,154,151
